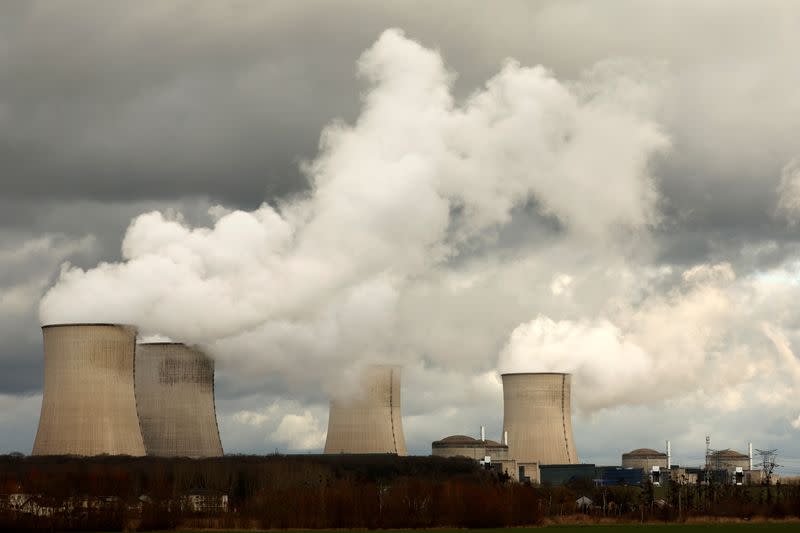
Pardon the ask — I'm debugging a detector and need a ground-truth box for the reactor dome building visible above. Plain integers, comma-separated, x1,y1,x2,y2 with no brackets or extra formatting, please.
32,324,146,456
622,448,669,471
134,343,223,458
324,365,407,455
501,372,578,469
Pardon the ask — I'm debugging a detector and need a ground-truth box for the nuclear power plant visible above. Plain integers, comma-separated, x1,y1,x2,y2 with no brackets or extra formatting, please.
28,322,770,486
135,343,223,458
324,365,407,455
502,372,578,467
32,324,146,457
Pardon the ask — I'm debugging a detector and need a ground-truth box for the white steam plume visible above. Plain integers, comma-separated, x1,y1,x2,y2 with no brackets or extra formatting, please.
40,29,669,404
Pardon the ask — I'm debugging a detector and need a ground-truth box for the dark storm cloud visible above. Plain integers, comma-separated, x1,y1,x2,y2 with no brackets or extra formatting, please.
1,1,797,237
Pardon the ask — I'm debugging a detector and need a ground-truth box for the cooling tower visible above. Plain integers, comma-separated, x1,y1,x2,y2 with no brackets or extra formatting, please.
135,343,223,458
324,365,407,455
501,372,578,465
32,324,146,456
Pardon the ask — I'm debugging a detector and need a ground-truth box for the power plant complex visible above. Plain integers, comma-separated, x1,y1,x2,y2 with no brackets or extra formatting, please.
28,322,772,485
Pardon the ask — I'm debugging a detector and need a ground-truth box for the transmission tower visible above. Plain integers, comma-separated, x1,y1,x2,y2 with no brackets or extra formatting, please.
754,448,780,485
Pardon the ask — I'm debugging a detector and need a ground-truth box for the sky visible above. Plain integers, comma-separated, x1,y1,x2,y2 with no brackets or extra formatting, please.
2,0,800,472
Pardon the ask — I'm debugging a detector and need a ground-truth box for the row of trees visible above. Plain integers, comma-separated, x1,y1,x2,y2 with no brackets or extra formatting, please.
2,454,800,531
0,454,543,531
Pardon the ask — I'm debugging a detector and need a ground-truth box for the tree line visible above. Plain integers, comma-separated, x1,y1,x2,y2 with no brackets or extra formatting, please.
2,454,800,531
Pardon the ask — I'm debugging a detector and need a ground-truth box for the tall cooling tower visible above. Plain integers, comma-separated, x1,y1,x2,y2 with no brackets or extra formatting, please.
324,365,407,455
32,324,146,456
135,343,223,458
502,372,578,465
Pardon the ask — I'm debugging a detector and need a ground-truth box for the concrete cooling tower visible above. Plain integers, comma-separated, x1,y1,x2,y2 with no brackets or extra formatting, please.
502,372,578,465
135,343,223,458
324,365,407,455
32,324,146,456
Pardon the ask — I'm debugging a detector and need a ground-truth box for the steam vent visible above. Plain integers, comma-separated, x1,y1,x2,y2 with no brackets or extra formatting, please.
135,343,223,458
32,324,146,456
501,372,578,465
324,365,407,455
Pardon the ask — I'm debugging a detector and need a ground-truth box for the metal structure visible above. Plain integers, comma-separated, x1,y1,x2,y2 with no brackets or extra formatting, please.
501,372,578,465
324,365,406,455
32,324,146,456
135,343,223,458
755,448,780,485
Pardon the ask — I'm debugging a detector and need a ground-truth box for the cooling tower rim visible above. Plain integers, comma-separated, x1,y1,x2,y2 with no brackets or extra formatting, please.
137,342,186,346
501,371,571,377
42,323,137,330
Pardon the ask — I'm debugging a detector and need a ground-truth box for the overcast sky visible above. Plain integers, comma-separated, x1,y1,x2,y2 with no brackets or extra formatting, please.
3,1,800,472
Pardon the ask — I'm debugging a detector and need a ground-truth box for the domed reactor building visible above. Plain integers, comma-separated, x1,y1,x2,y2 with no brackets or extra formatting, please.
32,324,146,456
502,372,578,475
324,365,407,455
135,343,223,458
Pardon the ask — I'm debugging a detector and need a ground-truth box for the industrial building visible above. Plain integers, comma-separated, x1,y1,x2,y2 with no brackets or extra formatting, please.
704,446,757,485
622,444,671,484
595,466,644,486
135,343,223,458
32,324,146,456
539,463,595,485
432,428,517,480
706,448,751,471
324,365,407,455
501,372,578,481
622,448,669,471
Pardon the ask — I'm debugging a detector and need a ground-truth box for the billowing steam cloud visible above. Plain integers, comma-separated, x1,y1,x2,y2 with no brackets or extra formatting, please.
39,29,669,400
36,29,800,449
500,263,743,410
39,27,800,456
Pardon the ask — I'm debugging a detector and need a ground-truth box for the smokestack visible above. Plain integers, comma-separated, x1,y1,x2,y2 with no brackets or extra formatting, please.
135,343,223,458
480,425,486,442
666,440,671,468
324,365,407,455
504,431,508,446
501,372,578,465
749,442,753,470
32,324,146,456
